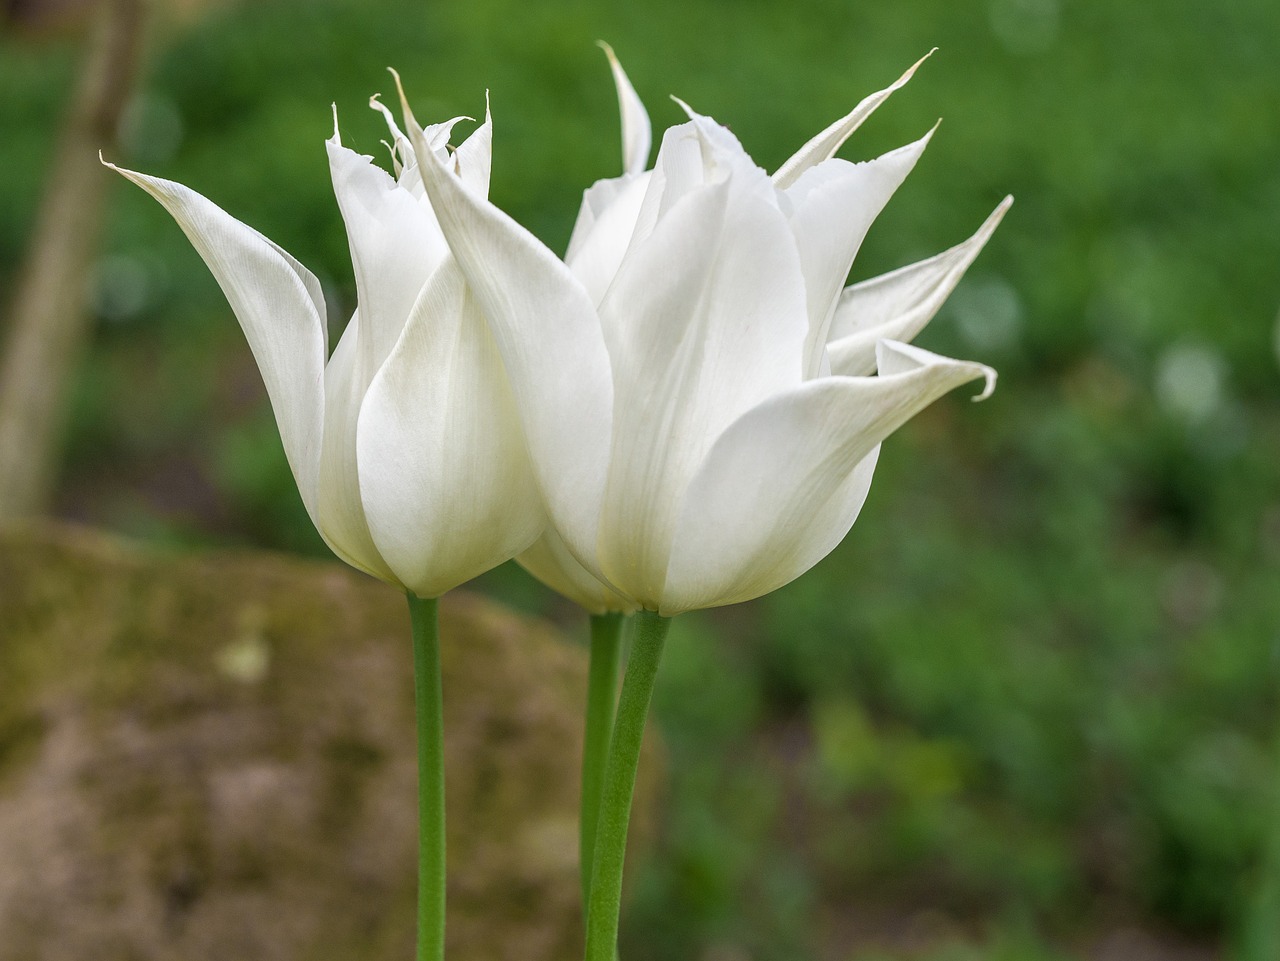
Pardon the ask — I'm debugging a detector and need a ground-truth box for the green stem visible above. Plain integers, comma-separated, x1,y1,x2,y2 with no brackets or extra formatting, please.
407,594,445,961
581,612,627,905
585,610,670,961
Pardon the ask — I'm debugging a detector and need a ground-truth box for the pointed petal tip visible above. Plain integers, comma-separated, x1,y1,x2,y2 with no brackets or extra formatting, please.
669,94,698,120
960,195,1014,247
900,47,937,82
387,66,415,129
596,39,618,60
330,103,340,144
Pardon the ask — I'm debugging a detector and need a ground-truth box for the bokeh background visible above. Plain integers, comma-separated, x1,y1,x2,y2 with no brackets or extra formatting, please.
2,0,1279,958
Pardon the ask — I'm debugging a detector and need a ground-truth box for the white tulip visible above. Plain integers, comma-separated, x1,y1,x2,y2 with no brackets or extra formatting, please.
104,94,542,599
410,54,1010,616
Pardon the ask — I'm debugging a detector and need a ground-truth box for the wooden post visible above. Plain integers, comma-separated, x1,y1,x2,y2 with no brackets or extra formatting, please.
0,0,149,518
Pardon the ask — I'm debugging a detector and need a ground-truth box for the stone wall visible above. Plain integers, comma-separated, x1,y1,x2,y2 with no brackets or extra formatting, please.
0,523,657,961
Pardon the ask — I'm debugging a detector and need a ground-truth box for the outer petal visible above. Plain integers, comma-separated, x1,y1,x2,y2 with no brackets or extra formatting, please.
599,41,652,176
772,50,933,189
660,340,994,614
104,160,326,526
785,128,935,378
828,196,1013,375
326,134,450,381
517,529,636,615
596,176,810,607
408,107,615,571
357,256,543,598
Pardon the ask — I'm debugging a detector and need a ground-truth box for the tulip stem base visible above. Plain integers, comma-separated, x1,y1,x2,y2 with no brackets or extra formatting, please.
581,612,627,905
585,610,670,961
408,594,446,961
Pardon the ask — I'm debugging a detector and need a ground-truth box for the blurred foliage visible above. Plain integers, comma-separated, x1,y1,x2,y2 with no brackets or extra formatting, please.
2,0,1280,958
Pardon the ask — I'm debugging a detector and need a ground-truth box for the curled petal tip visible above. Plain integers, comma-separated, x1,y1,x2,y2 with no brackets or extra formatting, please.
972,366,998,401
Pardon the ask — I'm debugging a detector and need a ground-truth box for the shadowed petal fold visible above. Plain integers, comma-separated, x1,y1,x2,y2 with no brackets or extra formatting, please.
316,313,398,582
326,136,449,380
409,112,615,567
357,257,543,597
784,128,935,378
518,529,636,615
596,177,809,606
566,171,651,306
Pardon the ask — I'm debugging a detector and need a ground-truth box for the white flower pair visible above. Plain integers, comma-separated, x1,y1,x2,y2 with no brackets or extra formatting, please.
107,48,1009,616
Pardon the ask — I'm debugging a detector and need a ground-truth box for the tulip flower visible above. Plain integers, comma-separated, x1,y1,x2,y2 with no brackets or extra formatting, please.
412,54,1004,616
103,100,541,601
397,49,1009,961
105,90,544,961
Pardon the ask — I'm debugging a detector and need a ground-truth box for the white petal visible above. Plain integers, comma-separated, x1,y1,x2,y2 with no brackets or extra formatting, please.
785,128,935,378
596,178,809,606
410,115,614,568
599,42,651,177
357,256,543,598
772,50,934,189
315,313,399,583
665,445,875,616
828,196,1013,375
625,109,777,265
660,340,994,615
369,94,426,195
565,172,651,305
627,121,715,249
451,96,493,197
517,529,636,615
326,136,450,383
104,160,327,526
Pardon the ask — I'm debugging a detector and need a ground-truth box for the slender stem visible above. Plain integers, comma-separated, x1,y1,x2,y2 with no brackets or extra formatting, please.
581,612,627,905
585,610,671,961
407,594,446,961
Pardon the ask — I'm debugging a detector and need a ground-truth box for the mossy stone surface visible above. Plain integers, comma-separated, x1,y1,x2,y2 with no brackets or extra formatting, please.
0,522,656,961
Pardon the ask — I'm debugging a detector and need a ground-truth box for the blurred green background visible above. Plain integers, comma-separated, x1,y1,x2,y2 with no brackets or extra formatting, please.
3,0,1279,957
